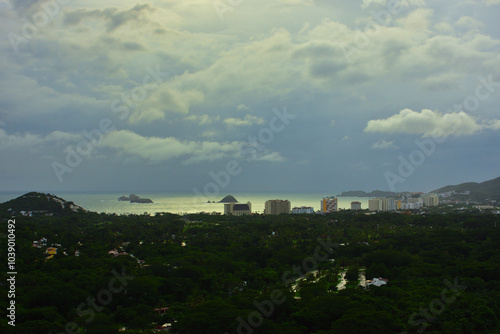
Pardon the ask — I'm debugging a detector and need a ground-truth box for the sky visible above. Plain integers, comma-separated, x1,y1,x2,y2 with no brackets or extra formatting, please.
0,0,499,197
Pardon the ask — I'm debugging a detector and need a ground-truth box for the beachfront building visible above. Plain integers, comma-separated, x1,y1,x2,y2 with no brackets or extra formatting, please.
230,202,252,216
369,198,396,211
382,198,396,211
422,193,439,207
320,197,338,213
405,198,424,210
369,198,382,211
218,195,252,215
351,201,362,210
264,199,291,215
292,206,315,214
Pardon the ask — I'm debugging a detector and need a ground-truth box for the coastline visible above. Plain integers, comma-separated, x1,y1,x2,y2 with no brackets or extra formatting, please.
0,191,370,215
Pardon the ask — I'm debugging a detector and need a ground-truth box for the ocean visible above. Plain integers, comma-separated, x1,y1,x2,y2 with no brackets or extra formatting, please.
0,192,370,215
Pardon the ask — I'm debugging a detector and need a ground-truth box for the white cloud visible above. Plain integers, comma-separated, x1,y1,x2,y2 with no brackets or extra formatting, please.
254,151,287,162
434,22,454,34
456,16,484,31
371,140,399,149
128,108,165,124
143,87,205,115
361,0,387,8
485,0,500,5
201,131,216,138
361,0,426,8
396,8,433,31
364,108,500,137
486,119,500,129
0,129,81,151
224,114,266,127
101,130,244,164
237,104,250,111
185,114,220,125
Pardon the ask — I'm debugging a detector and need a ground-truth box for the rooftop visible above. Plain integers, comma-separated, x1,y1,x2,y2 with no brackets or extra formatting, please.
233,204,250,211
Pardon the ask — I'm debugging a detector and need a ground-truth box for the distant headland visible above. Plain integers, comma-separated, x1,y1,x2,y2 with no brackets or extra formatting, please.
338,190,402,198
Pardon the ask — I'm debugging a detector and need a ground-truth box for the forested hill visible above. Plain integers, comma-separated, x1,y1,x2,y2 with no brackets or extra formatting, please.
432,176,500,201
0,192,86,216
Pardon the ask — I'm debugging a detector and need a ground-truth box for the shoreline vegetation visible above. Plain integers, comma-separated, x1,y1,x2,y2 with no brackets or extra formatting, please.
0,192,499,333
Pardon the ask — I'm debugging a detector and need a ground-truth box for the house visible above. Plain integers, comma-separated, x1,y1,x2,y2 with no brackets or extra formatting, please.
154,307,169,315
108,249,119,256
153,323,173,332
109,249,128,257
366,277,389,288
45,247,57,255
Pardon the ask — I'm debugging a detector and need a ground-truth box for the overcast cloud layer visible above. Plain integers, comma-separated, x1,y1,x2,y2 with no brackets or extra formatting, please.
1,0,499,195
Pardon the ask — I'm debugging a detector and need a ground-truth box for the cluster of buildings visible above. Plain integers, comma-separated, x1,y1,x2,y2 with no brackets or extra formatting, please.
9,209,53,217
217,195,342,215
32,237,48,248
220,195,252,216
368,193,439,212
32,237,82,260
216,193,441,215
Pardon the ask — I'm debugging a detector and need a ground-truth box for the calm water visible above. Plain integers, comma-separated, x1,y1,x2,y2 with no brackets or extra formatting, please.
0,192,369,215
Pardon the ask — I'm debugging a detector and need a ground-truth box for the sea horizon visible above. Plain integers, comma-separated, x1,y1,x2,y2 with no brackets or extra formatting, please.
0,191,371,215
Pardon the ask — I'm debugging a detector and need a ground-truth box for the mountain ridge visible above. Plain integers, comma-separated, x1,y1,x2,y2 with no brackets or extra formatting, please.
432,176,500,201
339,176,500,202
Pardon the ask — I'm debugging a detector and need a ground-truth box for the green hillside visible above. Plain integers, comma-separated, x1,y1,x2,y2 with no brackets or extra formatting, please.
432,177,500,201
0,192,86,216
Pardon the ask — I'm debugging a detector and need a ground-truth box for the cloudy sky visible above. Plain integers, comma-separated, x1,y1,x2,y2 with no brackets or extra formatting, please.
1,0,499,195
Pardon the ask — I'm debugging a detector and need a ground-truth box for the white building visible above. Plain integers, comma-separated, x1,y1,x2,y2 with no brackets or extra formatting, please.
366,277,389,287
292,206,315,214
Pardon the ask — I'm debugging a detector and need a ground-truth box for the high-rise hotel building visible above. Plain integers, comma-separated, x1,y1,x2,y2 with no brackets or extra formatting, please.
320,197,338,213
264,199,291,215
422,193,439,207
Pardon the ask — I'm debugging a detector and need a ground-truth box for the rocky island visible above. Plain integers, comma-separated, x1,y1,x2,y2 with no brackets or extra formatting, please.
118,194,153,203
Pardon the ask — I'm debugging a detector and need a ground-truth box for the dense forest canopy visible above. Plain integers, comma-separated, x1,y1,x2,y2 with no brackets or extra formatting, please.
0,193,499,333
